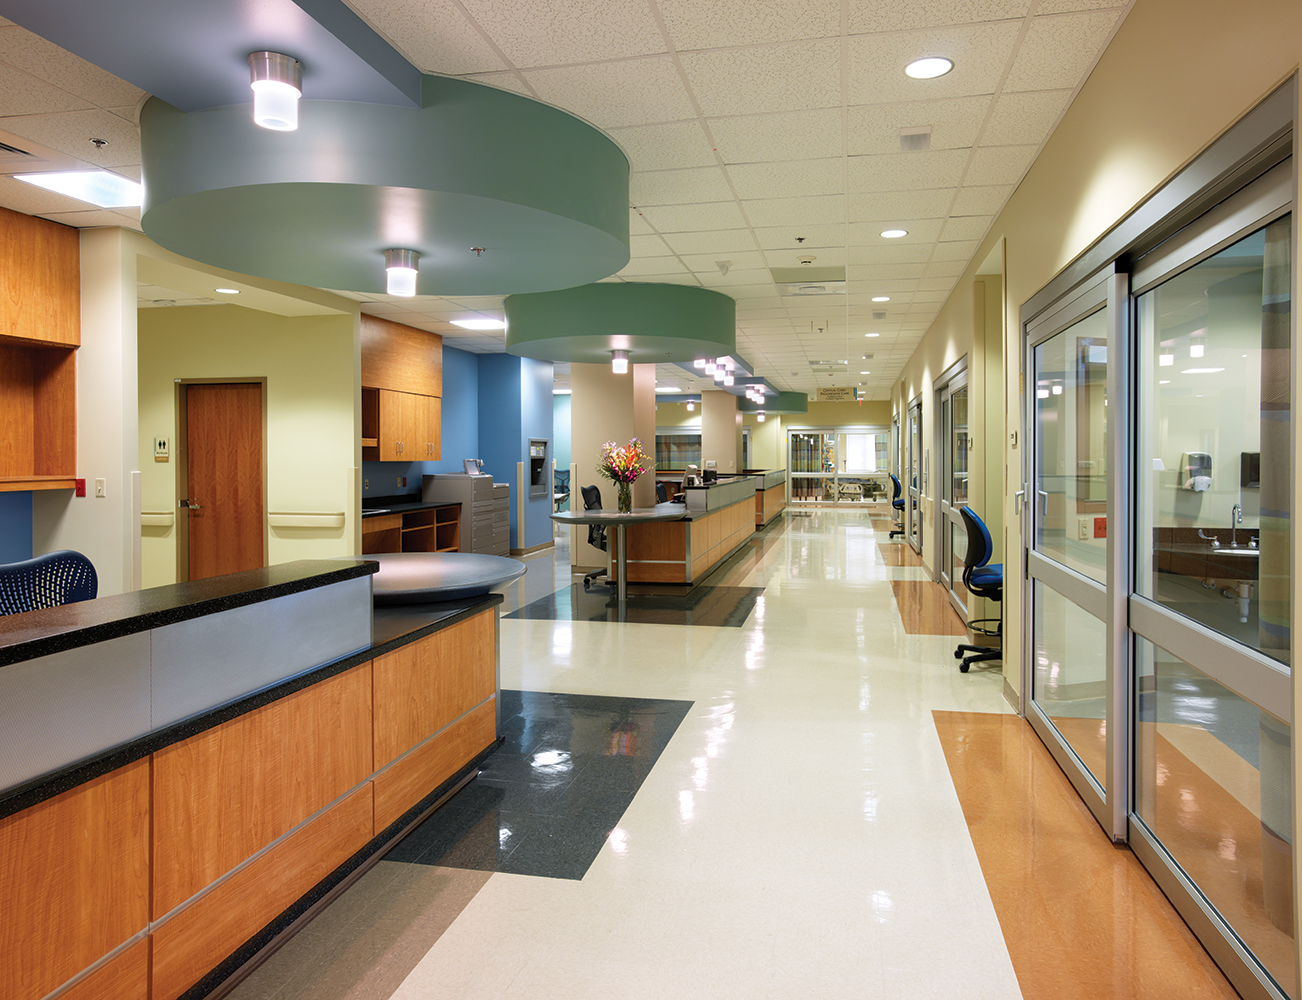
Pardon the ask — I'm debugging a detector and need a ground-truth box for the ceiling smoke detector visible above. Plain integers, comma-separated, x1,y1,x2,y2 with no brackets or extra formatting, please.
797,255,816,266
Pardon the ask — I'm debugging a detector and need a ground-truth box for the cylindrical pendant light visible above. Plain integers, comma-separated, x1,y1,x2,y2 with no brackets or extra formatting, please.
611,349,629,374
384,248,419,296
248,52,303,131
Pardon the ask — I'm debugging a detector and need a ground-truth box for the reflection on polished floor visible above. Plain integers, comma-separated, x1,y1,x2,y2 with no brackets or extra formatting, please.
224,510,1234,1000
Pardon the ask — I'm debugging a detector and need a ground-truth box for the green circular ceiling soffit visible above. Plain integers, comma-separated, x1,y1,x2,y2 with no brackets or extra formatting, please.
139,76,630,295
739,391,808,414
504,282,736,364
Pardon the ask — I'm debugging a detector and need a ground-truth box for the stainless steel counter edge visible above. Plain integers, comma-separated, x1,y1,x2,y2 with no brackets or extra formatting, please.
0,592,504,821
683,475,758,512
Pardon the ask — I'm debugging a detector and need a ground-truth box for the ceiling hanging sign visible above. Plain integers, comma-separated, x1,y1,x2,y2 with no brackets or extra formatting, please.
138,75,630,296
503,283,736,365
816,387,857,402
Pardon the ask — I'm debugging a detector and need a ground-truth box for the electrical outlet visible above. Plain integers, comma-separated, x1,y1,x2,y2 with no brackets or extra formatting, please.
1077,516,1091,540
95,478,106,498
363,478,369,491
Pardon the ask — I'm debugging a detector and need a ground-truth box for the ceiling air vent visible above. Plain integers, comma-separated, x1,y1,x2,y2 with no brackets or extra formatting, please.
872,310,887,320
0,141,31,156
771,265,846,297
900,126,932,152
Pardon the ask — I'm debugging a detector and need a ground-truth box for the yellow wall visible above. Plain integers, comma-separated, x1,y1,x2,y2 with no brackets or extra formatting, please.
898,0,1302,705
138,305,357,587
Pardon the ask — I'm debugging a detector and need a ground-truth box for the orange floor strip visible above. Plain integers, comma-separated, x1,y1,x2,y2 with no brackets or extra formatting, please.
934,711,1240,999
890,579,968,635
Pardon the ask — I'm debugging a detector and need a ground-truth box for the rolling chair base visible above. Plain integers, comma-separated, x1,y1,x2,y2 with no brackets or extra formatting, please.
888,522,905,539
582,569,608,591
955,616,1001,673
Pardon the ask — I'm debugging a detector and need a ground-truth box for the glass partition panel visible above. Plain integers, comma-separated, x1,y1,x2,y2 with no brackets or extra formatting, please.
951,385,969,506
1033,580,1107,791
655,431,701,469
1033,308,1109,583
1134,636,1294,996
1135,217,1292,666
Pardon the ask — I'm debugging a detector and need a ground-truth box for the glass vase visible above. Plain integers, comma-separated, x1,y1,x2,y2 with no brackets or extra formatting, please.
617,481,632,513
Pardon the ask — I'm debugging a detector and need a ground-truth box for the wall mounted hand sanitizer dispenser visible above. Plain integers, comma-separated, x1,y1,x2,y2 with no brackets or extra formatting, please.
1180,452,1212,492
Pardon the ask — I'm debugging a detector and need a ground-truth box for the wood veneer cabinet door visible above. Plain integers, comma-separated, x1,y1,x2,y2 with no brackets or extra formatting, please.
360,314,442,397
0,760,149,1000
373,610,496,766
151,664,373,918
0,206,79,346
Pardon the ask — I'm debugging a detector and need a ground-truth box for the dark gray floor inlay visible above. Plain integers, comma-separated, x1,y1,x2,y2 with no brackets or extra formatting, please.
504,583,763,626
386,690,693,880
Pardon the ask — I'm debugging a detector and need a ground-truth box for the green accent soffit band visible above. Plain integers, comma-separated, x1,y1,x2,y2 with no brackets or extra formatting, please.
504,282,737,365
739,391,808,414
139,75,630,296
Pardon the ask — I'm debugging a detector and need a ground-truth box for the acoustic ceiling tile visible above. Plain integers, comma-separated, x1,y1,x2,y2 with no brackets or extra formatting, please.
742,194,846,229
628,233,675,258
981,89,1072,145
0,62,93,117
845,218,944,245
638,201,749,232
964,144,1037,185
1004,9,1121,92
346,0,506,74
939,216,991,241
657,0,842,49
847,188,953,223
631,166,735,206
845,22,1022,105
679,38,842,118
707,107,844,164
458,0,666,67
661,229,758,254
753,225,847,253
847,0,1029,33
2,108,140,167
727,157,845,200
923,259,966,279
525,57,696,128
607,120,719,171
0,26,143,108
847,148,968,192
462,71,533,97
847,244,935,266
846,95,990,155
618,255,690,276
1037,0,1125,11
680,250,769,272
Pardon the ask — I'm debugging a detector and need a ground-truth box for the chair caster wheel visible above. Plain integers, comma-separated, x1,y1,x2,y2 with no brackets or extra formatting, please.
954,649,963,659
960,661,970,673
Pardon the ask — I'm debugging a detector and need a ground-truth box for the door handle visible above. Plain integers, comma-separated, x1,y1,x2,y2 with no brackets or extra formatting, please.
1015,489,1025,514
179,498,202,510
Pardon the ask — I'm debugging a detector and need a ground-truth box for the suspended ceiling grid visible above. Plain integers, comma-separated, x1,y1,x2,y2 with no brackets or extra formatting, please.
0,1,1132,399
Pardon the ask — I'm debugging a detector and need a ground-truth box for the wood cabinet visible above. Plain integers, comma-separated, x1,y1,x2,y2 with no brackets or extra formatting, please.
361,505,460,554
0,207,79,492
360,314,441,397
362,387,440,462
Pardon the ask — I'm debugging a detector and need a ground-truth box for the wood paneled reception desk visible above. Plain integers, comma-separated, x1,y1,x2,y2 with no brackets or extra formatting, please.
611,476,758,585
0,560,501,1000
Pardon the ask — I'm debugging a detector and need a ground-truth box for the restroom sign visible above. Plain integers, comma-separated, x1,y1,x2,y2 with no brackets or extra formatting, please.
817,387,857,402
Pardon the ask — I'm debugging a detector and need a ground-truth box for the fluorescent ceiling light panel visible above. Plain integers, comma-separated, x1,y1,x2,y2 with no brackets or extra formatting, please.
214,287,240,295
655,386,680,393
451,318,507,330
13,170,142,207
880,229,908,239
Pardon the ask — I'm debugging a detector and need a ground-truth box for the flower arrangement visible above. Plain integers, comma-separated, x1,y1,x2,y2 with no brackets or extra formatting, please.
597,438,650,512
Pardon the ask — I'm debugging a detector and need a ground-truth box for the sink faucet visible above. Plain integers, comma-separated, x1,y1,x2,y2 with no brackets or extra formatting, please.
1230,502,1242,547
1197,528,1219,549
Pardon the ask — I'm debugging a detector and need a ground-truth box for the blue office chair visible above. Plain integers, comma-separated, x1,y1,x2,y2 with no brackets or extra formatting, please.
655,481,668,504
954,506,1002,672
888,473,906,539
0,550,98,616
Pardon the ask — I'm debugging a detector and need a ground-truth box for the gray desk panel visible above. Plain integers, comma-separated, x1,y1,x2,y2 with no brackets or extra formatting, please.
0,632,152,792
151,575,373,728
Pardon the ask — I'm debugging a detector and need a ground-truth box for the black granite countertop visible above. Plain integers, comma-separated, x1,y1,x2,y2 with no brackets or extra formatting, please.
0,559,378,668
0,591,503,820
361,498,461,518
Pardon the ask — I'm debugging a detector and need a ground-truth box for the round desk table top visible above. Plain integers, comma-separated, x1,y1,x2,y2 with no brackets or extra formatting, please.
361,551,526,605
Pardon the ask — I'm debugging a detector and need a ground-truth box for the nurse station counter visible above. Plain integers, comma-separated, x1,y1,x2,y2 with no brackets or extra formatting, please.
623,470,786,585
0,560,502,1000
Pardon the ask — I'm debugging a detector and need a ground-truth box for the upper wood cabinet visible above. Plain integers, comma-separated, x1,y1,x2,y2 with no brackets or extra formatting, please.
360,315,441,397
0,206,80,347
0,207,78,491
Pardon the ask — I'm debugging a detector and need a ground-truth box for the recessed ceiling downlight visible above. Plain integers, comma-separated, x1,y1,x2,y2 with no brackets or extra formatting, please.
451,318,507,330
871,296,890,302
214,288,240,295
880,229,908,239
905,57,954,80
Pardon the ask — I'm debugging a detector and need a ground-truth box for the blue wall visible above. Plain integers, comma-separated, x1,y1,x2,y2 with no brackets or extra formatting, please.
553,393,571,509
362,345,480,499
0,492,33,563
477,354,553,550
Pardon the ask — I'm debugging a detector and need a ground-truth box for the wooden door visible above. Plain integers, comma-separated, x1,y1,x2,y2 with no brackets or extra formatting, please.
185,383,264,580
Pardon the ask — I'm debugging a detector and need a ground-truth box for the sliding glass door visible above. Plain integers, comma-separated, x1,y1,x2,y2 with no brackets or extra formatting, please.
936,363,969,616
